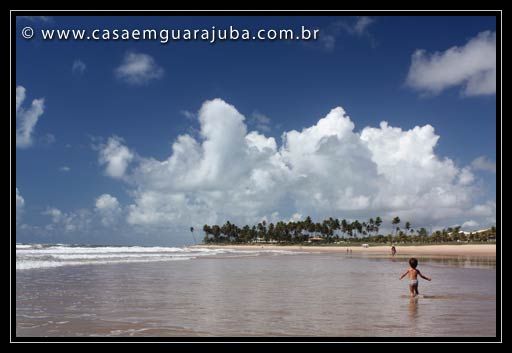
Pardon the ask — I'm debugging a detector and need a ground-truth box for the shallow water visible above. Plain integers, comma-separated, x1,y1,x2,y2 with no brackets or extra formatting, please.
16,246,497,337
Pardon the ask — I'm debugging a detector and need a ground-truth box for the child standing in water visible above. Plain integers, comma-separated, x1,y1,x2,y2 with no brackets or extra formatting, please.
400,258,432,297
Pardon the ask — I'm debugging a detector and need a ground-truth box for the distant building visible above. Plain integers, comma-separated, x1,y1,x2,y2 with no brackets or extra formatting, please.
461,228,494,235
252,237,278,244
453,227,496,242
308,237,324,243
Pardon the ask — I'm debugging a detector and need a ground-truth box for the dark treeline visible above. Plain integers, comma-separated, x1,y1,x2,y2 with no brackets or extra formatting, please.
201,216,497,245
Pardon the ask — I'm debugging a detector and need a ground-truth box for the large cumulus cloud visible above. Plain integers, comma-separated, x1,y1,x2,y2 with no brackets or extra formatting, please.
98,98,495,231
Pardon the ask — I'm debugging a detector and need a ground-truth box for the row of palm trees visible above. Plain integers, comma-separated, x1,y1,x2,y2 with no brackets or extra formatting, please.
200,217,496,244
202,216,382,244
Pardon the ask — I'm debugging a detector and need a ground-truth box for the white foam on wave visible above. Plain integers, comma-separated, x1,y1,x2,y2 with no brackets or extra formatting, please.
16,245,306,270
16,244,33,249
16,256,194,270
16,245,186,255
48,253,193,260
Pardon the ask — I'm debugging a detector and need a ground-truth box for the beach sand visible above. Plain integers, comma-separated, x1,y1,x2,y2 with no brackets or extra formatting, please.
193,244,496,256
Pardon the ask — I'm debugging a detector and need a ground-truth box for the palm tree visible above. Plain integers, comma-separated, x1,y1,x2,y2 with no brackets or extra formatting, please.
453,226,461,240
352,220,362,238
404,222,411,236
202,224,211,243
267,223,275,242
392,217,400,237
368,218,375,235
341,219,348,238
375,217,382,235
346,223,353,239
362,221,368,236
257,221,267,240
212,225,221,242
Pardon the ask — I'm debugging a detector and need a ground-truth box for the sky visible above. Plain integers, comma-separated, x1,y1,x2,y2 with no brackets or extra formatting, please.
14,14,498,246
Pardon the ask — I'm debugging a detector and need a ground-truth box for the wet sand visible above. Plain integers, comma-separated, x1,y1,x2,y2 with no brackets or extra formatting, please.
194,244,496,256
16,252,496,337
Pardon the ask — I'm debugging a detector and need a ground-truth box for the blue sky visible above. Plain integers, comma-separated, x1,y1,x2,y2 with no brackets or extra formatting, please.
15,15,497,245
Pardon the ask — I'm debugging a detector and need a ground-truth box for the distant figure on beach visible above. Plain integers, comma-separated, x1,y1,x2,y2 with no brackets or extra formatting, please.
399,258,431,297
391,245,396,257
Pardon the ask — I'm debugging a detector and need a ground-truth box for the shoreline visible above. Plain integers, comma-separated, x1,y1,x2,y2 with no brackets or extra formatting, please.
192,244,496,256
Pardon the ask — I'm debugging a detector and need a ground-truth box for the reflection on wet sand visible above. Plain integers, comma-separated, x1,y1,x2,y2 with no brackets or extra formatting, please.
364,255,496,269
409,297,419,321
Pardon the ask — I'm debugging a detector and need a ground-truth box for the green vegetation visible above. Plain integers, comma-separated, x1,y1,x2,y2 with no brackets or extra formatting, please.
201,217,497,245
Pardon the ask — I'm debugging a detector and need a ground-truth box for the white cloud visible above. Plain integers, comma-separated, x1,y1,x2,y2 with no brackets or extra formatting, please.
44,207,63,223
289,213,303,222
95,194,120,210
95,194,121,226
249,112,272,132
98,136,134,178
16,188,25,222
16,86,45,148
462,220,479,229
115,52,164,85
468,201,496,218
16,188,25,211
59,166,71,172
318,17,375,50
43,207,92,233
180,110,196,120
353,16,374,35
97,99,494,233
20,196,122,240
246,131,277,151
72,59,86,74
406,31,496,96
458,167,475,185
16,86,25,111
471,156,496,173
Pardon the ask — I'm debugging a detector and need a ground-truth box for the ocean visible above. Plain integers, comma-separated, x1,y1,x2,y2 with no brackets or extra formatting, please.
15,244,497,338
